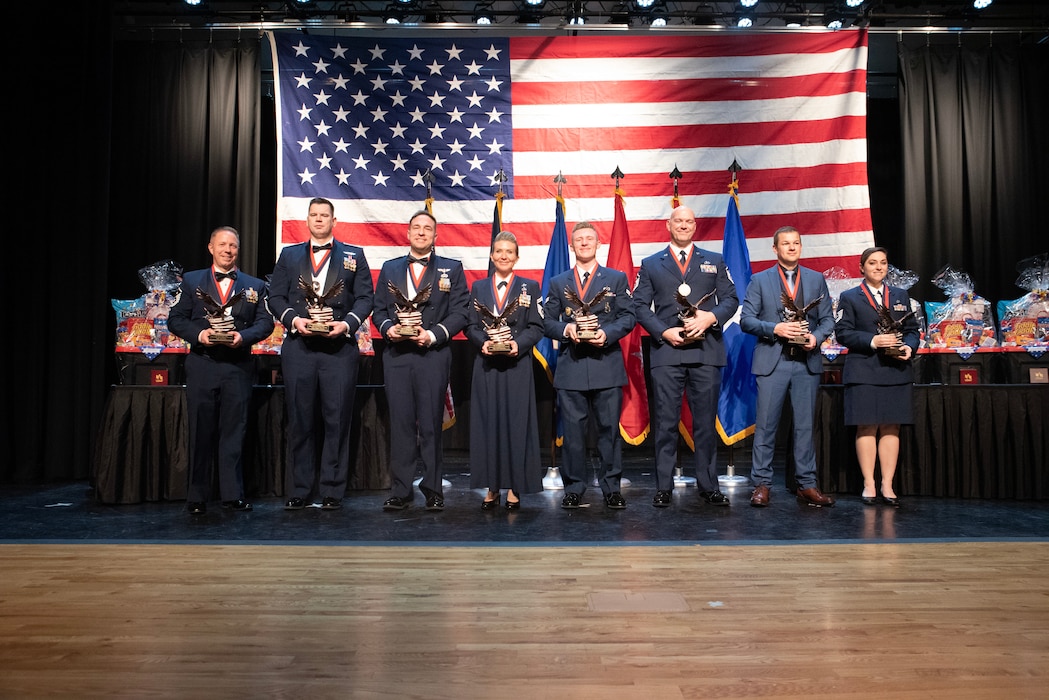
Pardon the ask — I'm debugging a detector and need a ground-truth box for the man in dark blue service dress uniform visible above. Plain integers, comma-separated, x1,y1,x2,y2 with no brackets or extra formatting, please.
542,221,636,510
372,210,470,512
169,226,274,515
267,197,374,512
633,206,739,508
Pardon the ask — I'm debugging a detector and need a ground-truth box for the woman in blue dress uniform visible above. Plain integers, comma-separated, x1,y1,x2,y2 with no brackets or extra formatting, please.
465,231,545,510
835,246,921,506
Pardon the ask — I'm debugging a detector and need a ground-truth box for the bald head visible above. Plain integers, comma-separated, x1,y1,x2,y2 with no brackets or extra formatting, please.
666,206,697,248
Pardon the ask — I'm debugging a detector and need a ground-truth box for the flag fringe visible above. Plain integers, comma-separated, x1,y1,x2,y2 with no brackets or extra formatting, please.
716,419,755,446
621,424,650,446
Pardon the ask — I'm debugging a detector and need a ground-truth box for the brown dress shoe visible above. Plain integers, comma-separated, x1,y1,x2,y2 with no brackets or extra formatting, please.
796,487,835,507
750,485,770,507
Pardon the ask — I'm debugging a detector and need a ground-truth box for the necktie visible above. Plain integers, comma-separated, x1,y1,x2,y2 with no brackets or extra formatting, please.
679,250,687,264
497,280,507,290
312,242,332,253
786,269,795,289
215,271,237,282
409,255,429,265
582,271,590,284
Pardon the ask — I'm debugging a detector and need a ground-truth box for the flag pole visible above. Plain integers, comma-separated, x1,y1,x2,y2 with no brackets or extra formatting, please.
542,171,568,491
598,166,634,489
718,159,751,488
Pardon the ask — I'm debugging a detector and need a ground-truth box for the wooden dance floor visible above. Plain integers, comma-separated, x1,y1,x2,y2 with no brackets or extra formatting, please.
2,474,1047,698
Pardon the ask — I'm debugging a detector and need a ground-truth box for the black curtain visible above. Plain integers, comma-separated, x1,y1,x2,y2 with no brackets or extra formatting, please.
0,21,261,484
898,42,1049,305
108,38,262,301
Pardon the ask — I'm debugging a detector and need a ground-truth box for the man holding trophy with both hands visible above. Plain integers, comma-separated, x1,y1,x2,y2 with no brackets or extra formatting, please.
267,197,374,512
740,225,836,508
372,210,470,513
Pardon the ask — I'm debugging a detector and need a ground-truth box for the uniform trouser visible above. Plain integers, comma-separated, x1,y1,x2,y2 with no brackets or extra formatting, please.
184,352,253,503
384,345,451,500
651,363,721,492
557,386,623,496
282,337,358,500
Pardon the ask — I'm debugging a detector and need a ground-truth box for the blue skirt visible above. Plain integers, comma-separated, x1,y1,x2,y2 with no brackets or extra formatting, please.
844,383,914,426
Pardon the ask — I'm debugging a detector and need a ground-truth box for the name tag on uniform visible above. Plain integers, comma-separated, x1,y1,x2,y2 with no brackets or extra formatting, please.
700,263,717,274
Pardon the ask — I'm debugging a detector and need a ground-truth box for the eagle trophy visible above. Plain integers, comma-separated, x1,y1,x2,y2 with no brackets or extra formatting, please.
563,286,610,340
298,276,345,332
195,287,245,343
675,289,716,342
780,292,826,345
387,280,431,336
875,305,916,358
473,296,521,353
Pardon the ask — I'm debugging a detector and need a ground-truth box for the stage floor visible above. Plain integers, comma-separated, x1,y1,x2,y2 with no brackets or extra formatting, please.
4,463,1047,545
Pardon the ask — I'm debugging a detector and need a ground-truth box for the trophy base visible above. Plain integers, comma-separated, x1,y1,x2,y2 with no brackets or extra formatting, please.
576,329,599,341
306,321,331,334
883,346,908,359
488,342,513,354
397,326,421,337
210,332,235,345
788,335,809,345
679,330,705,344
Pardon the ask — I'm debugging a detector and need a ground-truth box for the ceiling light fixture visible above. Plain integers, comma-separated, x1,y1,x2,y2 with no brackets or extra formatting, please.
473,2,494,24
566,1,585,25
649,1,669,27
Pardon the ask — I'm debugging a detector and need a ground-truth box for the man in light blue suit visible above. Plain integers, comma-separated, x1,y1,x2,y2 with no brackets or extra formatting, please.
740,226,835,508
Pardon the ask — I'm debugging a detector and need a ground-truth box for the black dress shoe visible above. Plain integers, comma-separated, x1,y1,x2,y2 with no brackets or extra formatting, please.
321,497,342,511
861,493,878,506
699,490,730,506
425,494,445,511
561,492,582,509
382,496,410,511
481,495,500,511
284,497,306,511
652,490,672,508
187,501,207,515
881,494,901,507
505,491,521,511
221,499,252,512
604,492,627,510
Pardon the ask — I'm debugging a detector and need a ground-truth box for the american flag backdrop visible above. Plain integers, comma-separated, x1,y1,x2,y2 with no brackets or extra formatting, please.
269,30,874,285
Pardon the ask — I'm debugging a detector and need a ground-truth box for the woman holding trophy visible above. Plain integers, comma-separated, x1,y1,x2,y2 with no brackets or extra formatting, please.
465,231,545,511
835,246,921,507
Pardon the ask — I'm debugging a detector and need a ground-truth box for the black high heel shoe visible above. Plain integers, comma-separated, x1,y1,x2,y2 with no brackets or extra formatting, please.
880,493,901,507
481,493,500,511
861,492,878,506
505,490,521,511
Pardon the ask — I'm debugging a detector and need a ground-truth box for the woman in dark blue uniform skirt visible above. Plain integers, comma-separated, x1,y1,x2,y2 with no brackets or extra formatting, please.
835,247,921,506
465,231,545,510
